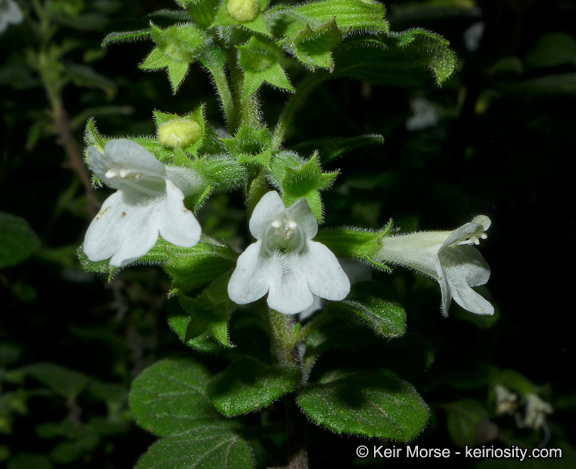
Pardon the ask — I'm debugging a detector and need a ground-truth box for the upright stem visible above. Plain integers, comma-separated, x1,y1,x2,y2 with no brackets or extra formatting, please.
227,48,262,133
269,309,309,469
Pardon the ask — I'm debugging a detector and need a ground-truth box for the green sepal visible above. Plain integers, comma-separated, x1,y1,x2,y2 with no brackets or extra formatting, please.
297,371,429,441
238,36,294,98
326,281,406,338
140,46,189,92
101,29,152,48
224,124,272,167
212,0,272,37
295,0,388,34
135,427,255,469
293,133,384,164
84,117,107,153
270,152,338,222
207,357,301,417
164,237,238,292
334,29,456,87
314,221,393,270
140,22,209,92
294,18,345,71
129,357,228,436
178,288,233,348
0,212,40,269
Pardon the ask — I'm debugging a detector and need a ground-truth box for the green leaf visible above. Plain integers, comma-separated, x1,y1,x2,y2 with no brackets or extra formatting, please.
181,0,221,28
21,363,89,400
525,32,576,69
328,281,406,338
135,427,255,469
0,212,39,269
293,133,384,163
167,298,225,354
207,357,301,416
129,357,223,437
296,0,388,34
334,29,456,87
298,372,429,441
64,63,117,98
314,222,393,270
444,399,488,447
272,153,338,221
102,29,152,48
164,238,237,292
178,291,233,348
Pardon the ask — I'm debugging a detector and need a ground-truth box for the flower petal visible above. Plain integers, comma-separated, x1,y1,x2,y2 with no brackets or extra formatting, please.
249,191,286,239
444,263,494,315
298,241,350,301
158,180,201,247
286,197,318,239
83,191,160,267
267,254,314,315
228,241,276,304
441,215,490,249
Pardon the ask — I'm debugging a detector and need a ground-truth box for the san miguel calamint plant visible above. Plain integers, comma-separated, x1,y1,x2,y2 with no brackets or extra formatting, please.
71,0,498,467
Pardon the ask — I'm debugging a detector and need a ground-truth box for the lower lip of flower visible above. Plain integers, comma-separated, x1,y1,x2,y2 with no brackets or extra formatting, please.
263,217,305,255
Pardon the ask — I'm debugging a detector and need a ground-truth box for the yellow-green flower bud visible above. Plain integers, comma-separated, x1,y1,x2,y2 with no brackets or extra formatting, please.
158,119,202,148
227,0,259,23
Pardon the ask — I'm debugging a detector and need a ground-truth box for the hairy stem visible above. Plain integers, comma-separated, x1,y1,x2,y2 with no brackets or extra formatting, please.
269,309,309,469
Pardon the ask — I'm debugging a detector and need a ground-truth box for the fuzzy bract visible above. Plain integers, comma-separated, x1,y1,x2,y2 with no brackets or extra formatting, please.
228,191,350,315
83,139,201,267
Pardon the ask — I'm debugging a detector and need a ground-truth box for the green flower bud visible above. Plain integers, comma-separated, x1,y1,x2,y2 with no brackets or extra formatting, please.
158,119,203,148
227,0,259,23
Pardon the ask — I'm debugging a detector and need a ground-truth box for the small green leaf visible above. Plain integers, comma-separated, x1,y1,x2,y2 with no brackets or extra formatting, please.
444,399,488,447
328,281,406,338
164,238,237,292
64,63,117,98
207,357,301,416
102,29,152,48
179,291,233,348
135,427,255,469
180,0,221,28
296,0,388,34
129,357,223,437
22,363,89,400
293,133,384,163
334,29,457,86
525,32,576,69
314,222,393,269
298,372,429,441
0,212,39,269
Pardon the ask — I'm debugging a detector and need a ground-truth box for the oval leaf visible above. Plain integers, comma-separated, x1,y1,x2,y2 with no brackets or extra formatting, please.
298,372,429,441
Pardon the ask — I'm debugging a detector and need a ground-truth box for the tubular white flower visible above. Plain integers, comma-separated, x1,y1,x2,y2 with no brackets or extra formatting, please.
375,215,493,316
83,139,201,267
228,191,350,315
0,0,23,33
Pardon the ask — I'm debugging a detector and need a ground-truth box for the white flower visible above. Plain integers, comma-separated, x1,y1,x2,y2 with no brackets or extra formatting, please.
375,215,493,316
494,384,518,416
0,0,23,33
228,191,350,315
522,393,553,430
83,139,201,267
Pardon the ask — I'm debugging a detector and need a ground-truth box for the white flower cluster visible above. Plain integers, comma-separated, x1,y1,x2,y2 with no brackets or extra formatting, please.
83,140,493,317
